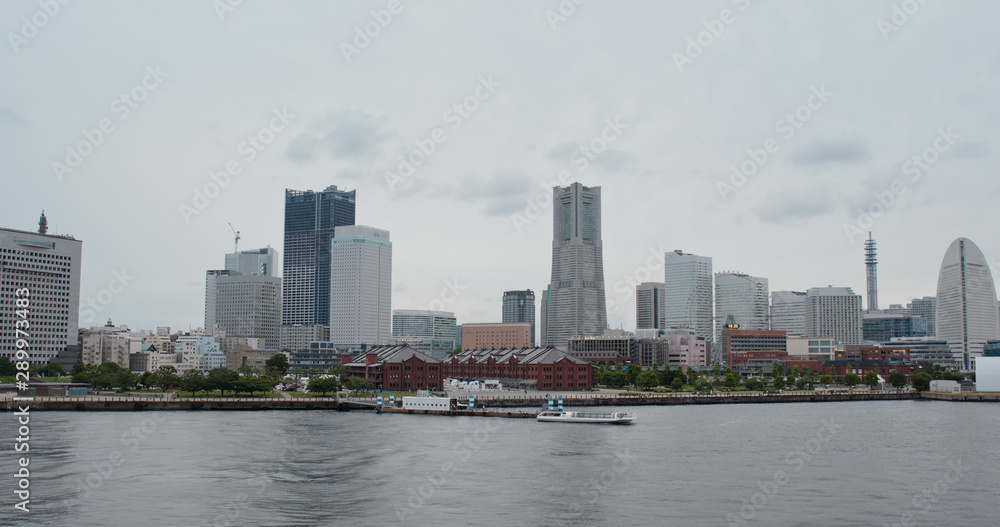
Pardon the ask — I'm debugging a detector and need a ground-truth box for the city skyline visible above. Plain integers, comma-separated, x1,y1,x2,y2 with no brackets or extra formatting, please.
2,2,997,333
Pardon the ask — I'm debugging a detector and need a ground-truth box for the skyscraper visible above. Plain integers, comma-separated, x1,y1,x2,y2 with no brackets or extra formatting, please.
636,282,665,330
205,269,282,350
0,226,82,364
771,291,807,336
225,246,277,276
714,272,769,345
663,250,713,342
909,296,936,336
935,237,1000,370
502,290,536,345
329,225,392,346
282,186,356,328
544,183,607,346
804,286,863,345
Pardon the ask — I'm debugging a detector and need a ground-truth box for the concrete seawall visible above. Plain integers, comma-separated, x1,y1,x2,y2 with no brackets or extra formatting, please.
0,392,954,411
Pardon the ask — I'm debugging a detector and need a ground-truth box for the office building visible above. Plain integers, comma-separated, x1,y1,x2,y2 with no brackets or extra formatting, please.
714,272,769,346
502,289,536,345
721,329,786,366
936,237,1000,370
282,186,356,328
391,309,458,360
804,286,863,345
174,333,226,372
0,225,83,365
280,324,329,353
908,296,936,336
225,246,277,276
862,313,927,342
329,225,392,347
544,183,608,345
636,282,665,330
786,336,837,361
205,270,282,350
663,250,713,342
461,322,532,350
771,291,807,336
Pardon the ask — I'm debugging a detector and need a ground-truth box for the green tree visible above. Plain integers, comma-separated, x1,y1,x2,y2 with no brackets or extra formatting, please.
115,370,139,391
912,371,932,391
150,366,181,392
687,367,699,386
44,362,65,377
308,376,340,396
843,372,862,386
0,357,17,376
772,364,785,379
345,376,375,392
795,376,809,390
773,376,785,390
671,377,684,391
711,363,722,378
694,375,710,393
819,374,834,385
264,353,290,375
889,370,906,388
447,347,462,358
626,364,641,385
636,370,659,390
724,371,739,388
207,368,239,396
745,377,762,391
139,371,152,387
179,370,206,396
606,370,628,388
98,362,122,374
71,361,87,375
864,371,880,388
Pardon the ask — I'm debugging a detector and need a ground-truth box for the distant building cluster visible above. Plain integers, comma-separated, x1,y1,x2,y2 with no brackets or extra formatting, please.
4,190,999,391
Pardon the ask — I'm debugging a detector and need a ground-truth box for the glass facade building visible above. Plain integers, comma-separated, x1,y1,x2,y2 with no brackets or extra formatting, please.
282,186,356,327
502,289,536,345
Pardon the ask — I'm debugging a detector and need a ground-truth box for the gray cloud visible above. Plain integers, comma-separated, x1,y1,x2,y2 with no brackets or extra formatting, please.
546,141,631,172
756,190,835,224
0,108,21,122
456,168,535,216
286,111,396,162
791,137,871,165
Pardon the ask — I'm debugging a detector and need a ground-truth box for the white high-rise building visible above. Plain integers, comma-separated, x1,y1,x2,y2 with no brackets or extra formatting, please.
908,296,936,337
636,282,665,330
0,225,83,365
545,183,607,345
935,237,1000,371
225,246,277,276
771,291,807,336
663,250,713,343
205,270,282,350
329,225,392,346
714,272,769,344
804,286,863,345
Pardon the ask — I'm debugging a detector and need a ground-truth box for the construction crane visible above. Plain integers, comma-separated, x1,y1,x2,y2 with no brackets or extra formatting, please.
228,223,241,254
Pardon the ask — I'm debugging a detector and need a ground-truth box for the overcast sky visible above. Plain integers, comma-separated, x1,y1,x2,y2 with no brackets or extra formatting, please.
2,0,998,333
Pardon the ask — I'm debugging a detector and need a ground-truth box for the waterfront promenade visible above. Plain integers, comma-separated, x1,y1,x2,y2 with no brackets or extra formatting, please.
5,390,996,411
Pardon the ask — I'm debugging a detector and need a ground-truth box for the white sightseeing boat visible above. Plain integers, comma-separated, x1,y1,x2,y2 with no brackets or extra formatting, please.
536,410,636,424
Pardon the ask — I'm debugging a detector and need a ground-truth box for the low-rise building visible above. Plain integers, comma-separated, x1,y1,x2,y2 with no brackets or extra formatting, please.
342,345,442,391
444,347,592,391
786,336,838,361
721,329,787,365
461,322,532,350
